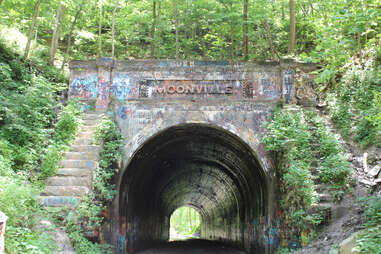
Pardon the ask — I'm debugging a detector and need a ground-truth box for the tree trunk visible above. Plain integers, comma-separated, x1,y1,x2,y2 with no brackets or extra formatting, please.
98,0,103,58
156,0,161,58
151,0,156,58
24,0,41,59
50,1,65,65
288,0,296,54
230,2,234,60
61,1,84,70
262,20,281,61
174,0,179,59
243,0,248,60
111,0,119,59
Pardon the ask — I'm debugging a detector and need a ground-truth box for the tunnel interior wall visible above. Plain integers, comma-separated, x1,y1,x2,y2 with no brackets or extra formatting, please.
68,60,317,254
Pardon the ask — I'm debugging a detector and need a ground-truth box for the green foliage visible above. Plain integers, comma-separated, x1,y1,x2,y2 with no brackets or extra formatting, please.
170,206,201,239
306,111,352,200
94,117,123,203
40,100,81,179
263,106,352,244
63,195,112,254
0,40,69,175
355,196,381,254
327,55,381,147
0,32,80,254
0,177,57,254
262,107,316,219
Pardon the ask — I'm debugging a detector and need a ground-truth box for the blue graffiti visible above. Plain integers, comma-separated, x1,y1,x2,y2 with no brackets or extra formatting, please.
118,106,133,120
269,227,281,248
70,75,98,99
118,235,126,254
283,70,293,102
44,197,79,206
111,74,132,100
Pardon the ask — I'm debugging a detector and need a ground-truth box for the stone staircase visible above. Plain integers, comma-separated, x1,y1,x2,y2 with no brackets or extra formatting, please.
40,113,102,208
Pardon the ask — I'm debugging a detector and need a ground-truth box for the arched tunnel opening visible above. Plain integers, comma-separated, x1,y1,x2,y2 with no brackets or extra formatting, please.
169,206,201,241
119,124,268,253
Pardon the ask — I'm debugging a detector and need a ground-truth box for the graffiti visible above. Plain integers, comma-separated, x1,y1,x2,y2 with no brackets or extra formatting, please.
117,106,133,120
84,222,99,239
69,75,98,100
111,74,138,100
252,211,310,253
251,72,281,99
283,70,294,102
117,216,128,254
44,196,79,206
96,76,109,110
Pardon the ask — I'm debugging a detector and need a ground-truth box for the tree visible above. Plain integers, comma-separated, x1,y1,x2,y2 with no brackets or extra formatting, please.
61,0,85,69
156,0,161,58
24,0,41,59
98,0,103,58
243,0,248,60
173,0,179,59
50,1,66,65
288,0,296,54
151,0,157,58
112,0,119,59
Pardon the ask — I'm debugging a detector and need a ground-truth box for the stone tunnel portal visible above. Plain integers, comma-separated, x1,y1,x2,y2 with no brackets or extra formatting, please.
119,124,268,254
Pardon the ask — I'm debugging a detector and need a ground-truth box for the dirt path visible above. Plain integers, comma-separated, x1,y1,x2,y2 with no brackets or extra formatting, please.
135,239,247,254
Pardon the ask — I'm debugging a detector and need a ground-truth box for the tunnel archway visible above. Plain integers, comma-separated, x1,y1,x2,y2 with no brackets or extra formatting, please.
119,123,268,253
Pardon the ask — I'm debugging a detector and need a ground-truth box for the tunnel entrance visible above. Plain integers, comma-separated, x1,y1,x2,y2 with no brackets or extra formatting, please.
119,124,268,254
169,206,201,241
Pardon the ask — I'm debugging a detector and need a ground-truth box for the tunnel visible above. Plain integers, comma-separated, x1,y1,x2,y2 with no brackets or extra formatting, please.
118,123,269,253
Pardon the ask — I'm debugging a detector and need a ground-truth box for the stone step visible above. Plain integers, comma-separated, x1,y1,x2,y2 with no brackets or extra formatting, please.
70,145,101,153
74,138,93,145
318,193,333,202
42,186,90,196
40,196,81,207
64,151,99,160
82,119,98,126
60,160,98,170
315,184,329,192
77,131,95,139
57,168,93,177
46,176,91,187
83,114,102,120
80,125,96,132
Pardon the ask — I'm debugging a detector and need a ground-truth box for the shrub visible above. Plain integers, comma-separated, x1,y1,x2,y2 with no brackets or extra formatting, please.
355,196,381,254
0,177,56,254
39,100,81,179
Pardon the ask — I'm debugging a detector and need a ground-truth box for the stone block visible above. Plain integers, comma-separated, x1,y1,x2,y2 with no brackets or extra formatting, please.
339,232,360,254
64,151,99,160
42,186,89,196
74,138,93,145
368,165,381,177
57,168,93,177
70,145,100,153
46,176,91,187
60,160,98,169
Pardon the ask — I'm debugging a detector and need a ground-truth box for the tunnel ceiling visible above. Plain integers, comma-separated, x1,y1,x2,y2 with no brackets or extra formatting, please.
119,124,268,250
